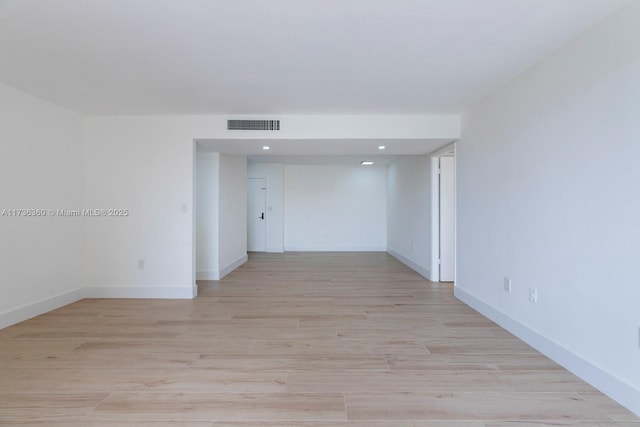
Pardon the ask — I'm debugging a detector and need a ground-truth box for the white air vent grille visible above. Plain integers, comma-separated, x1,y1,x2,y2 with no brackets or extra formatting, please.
227,119,280,131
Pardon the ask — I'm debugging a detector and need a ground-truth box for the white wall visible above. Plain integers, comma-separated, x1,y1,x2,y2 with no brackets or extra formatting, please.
196,152,219,279
386,156,432,279
284,164,387,251
204,115,460,140
247,163,284,252
218,155,248,275
456,2,640,415
195,153,247,280
83,117,198,298
0,83,84,328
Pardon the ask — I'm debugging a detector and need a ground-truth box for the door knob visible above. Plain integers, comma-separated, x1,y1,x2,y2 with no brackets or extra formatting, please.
260,212,265,220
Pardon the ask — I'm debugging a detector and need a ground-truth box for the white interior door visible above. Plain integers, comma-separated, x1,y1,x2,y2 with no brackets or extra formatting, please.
247,178,266,252
439,156,455,282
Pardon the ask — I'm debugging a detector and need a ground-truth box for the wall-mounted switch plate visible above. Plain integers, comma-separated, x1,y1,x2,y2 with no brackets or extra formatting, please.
504,277,512,293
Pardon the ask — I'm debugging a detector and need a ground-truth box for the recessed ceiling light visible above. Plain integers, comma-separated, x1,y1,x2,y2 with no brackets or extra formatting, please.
378,145,386,150
361,161,374,166
262,146,270,150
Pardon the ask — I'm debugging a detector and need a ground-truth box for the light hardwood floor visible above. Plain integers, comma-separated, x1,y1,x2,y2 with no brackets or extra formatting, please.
0,252,637,426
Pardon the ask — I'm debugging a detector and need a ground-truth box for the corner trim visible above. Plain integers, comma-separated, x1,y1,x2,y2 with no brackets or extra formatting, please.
0,288,84,329
387,247,431,280
218,254,249,280
454,286,640,417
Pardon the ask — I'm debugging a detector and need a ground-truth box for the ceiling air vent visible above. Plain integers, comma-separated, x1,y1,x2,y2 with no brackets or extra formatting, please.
227,119,280,131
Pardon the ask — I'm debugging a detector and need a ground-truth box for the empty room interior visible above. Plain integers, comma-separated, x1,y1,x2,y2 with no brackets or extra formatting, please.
0,0,639,425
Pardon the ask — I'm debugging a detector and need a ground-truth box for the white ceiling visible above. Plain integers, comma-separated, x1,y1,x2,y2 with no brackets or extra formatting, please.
0,0,629,116
197,138,452,164
247,155,400,166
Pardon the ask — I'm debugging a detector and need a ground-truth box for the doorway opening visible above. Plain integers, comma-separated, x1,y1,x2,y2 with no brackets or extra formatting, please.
431,142,456,283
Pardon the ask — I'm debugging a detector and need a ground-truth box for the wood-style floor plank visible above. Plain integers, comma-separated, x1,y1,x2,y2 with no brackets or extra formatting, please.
250,338,430,356
73,338,254,354
0,252,637,424
190,422,485,427
386,353,564,371
0,369,288,393
4,422,212,427
485,422,640,427
191,354,390,371
494,369,595,392
90,392,346,421
2,352,201,370
0,392,108,421
286,369,510,392
345,392,611,421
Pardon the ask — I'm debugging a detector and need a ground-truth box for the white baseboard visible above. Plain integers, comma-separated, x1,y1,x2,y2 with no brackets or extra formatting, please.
219,254,248,280
454,286,640,417
284,246,386,252
0,284,198,330
0,287,84,329
84,285,197,299
197,255,249,281
266,246,284,253
196,270,220,280
387,247,431,280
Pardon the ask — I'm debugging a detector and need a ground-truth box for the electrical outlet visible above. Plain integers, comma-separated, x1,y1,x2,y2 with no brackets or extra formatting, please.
138,259,145,269
503,277,512,293
529,288,538,303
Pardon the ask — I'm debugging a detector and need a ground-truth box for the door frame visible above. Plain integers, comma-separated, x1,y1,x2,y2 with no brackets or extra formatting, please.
247,177,267,252
430,141,457,283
